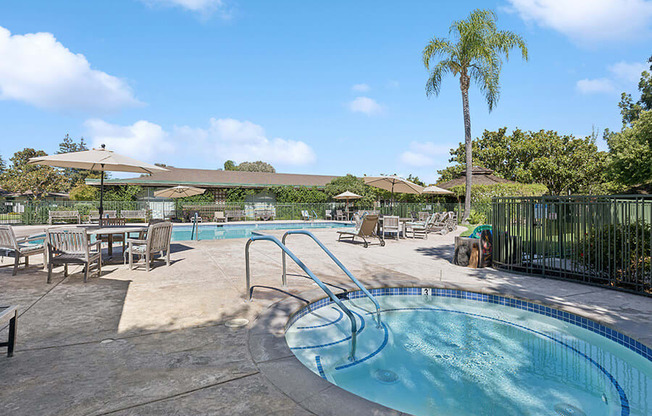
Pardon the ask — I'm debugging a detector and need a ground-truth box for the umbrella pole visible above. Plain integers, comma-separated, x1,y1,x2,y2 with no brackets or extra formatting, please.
99,164,104,217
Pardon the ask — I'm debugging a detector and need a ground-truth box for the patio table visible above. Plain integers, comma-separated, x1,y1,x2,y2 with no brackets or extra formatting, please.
0,305,17,357
87,226,148,257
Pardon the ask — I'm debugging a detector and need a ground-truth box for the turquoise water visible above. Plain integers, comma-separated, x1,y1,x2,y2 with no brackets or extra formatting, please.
171,222,353,241
286,294,652,416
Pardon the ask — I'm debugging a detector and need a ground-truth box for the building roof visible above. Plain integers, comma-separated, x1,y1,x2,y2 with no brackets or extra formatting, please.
86,167,338,189
437,166,517,189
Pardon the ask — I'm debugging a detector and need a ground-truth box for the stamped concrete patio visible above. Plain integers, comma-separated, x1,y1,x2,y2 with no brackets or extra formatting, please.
1,226,651,415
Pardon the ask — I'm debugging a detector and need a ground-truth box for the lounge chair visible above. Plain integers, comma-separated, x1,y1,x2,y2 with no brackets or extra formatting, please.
0,225,46,275
406,214,436,239
46,228,101,283
382,215,400,240
337,214,384,248
301,210,311,221
214,211,226,223
126,221,173,271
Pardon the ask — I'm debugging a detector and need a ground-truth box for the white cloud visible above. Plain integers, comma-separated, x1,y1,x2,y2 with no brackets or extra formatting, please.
85,119,174,161
506,0,652,43
351,83,370,92
608,61,648,82
399,141,450,167
85,117,316,166
141,0,231,16
348,96,382,115
0,26,139,113
576,78,616,94
193,118,316,165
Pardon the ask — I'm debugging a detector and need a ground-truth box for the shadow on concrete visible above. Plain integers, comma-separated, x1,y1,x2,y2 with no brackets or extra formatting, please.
414,244,455,262
170,243,193,254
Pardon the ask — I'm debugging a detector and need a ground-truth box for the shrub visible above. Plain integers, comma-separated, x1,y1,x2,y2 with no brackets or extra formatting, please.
468,210,487,224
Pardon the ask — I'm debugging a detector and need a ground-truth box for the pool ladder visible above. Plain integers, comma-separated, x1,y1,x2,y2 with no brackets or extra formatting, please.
245,230,382,361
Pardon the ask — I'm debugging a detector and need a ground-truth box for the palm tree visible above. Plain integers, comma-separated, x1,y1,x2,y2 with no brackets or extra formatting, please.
423,9,527,222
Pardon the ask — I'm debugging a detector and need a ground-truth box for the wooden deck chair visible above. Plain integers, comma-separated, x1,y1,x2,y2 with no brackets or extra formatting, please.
337,214,384,248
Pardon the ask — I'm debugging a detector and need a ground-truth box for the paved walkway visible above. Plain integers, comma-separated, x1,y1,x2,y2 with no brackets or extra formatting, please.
0,227,650,415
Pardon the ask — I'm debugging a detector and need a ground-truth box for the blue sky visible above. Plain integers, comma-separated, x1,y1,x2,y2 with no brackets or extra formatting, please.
0,0,650,183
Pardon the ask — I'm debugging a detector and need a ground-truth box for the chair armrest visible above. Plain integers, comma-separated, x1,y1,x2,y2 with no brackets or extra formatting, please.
126,238,147,244
90,241,102,250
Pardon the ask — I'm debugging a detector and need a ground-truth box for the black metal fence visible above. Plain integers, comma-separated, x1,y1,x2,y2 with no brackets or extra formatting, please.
492,195,652,295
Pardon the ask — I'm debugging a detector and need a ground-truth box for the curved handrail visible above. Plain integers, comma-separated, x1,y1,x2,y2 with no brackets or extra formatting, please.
282,230,382,328
245,234,357,360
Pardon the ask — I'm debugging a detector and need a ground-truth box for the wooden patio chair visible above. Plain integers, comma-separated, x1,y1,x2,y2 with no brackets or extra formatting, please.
126,221,173,271
214,211,226,223
0,225,46,276
46,228,101,283
382,215,400,240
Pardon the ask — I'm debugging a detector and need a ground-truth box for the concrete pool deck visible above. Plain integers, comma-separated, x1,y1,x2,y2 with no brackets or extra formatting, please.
0,225,650,415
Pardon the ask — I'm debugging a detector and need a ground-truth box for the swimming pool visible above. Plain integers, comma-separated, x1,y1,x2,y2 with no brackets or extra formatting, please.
285,289,652,416
171,221,353,241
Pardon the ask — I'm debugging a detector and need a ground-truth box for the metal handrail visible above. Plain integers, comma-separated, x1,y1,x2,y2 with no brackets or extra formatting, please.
282,230,382,328
245,234,358,360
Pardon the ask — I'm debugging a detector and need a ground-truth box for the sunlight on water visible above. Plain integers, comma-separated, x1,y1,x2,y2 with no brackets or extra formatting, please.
286,295,652,416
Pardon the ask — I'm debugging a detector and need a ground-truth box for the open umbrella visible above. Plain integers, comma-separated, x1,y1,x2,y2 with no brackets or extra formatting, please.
28,144,168,216
154,186,205,198
422,185,454,196
363,176,423,214
333,190,363,212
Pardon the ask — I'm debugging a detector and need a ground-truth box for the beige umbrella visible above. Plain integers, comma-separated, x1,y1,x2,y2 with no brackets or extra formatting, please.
364,176,423,214
422,185,454,195
29,144,168,216
333,190,362,211
154,186,205,198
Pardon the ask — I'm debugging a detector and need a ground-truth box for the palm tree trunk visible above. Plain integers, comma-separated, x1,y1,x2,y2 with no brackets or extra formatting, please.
460,82,472,223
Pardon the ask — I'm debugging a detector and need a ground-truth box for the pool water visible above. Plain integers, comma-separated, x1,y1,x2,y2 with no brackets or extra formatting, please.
171,221,352,241
285,292,652,416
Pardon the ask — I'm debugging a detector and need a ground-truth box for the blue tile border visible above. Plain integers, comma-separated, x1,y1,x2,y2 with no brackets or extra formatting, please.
286,287,652,364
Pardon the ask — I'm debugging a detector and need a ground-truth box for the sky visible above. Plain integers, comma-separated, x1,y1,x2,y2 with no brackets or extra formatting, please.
0,0,650,184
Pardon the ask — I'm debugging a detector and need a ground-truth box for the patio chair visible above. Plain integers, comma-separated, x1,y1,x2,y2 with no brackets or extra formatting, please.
0,225,46,276
337,214,384,248
325,210,333,220
89,210,117,223
126,221,173,271
335,210,346,221
98,217,127,254
301,210,310,221
46,228,101,283
382,215,400,240
405,214,436,239
418,211,430,221
214,211,226,223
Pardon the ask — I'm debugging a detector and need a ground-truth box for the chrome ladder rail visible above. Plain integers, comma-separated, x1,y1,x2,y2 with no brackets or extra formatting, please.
245,234,358,360
282,230,382,328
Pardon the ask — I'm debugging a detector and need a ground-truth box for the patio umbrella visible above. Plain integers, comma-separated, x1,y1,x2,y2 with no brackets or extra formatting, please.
333,190,363,211
422,185,454,196
363,176,424,215
154,186,205,198
28,144,168,216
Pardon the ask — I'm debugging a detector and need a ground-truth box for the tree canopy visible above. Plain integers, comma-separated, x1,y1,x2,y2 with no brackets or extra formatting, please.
606,110,652,186
57,134,98,186
0,148,68,199
223,160,275,173
618,56,652,126
438,128,612,195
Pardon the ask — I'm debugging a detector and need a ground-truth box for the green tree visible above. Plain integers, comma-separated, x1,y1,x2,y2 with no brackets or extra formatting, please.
69,184,100,201
619,56,652,126
236,161,276,173
442,128,610,195
0,155,5,175
224,160,237,171
57,134,93,186
104,185,143,201
607,110,652,186
0,148,67,199
423,9,527,221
